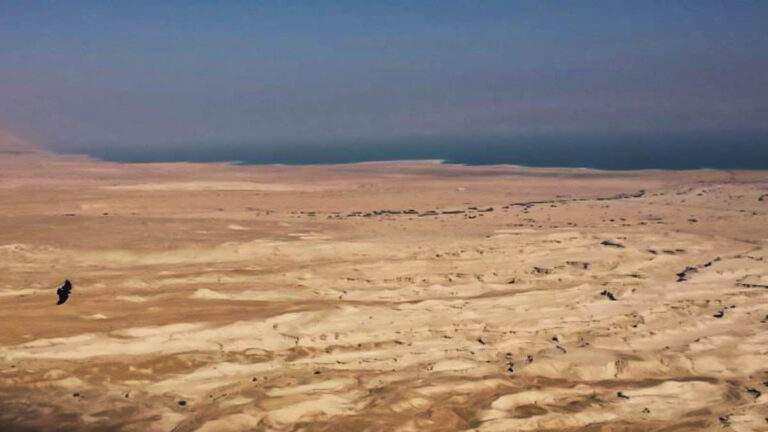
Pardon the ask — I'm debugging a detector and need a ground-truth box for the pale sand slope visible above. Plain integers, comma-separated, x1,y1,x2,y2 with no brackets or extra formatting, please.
1,141,768,431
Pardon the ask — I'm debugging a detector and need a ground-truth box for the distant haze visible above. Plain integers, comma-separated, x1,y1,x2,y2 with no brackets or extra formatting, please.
1,1,767,151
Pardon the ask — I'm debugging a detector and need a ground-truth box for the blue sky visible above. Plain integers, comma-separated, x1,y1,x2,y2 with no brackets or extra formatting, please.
1,1,766,149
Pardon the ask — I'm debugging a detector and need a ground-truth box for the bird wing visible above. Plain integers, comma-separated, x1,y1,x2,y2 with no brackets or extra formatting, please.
56,280,72,305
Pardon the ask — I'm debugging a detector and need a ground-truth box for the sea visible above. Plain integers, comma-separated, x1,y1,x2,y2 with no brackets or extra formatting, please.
61,131,768,171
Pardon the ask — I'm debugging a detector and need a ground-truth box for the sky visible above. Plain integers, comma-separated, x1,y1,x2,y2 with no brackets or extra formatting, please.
1,1,767,150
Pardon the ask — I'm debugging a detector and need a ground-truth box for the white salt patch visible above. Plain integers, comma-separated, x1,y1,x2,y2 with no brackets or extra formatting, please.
116,295,148,303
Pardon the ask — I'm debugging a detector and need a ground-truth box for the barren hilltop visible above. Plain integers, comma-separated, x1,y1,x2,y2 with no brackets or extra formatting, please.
0,129,42,155
1,133,768,431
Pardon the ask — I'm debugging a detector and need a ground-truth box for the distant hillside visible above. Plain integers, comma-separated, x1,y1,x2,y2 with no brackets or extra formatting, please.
0,128,43,155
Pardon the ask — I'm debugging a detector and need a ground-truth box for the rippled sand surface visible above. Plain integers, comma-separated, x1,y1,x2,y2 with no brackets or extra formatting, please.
2,137,768,431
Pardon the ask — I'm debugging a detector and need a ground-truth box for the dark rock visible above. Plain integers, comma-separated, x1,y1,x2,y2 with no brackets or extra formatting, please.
600,290,617,301
677,258,721,282
567,261,590,270
600,240,625,248
676,266,697,282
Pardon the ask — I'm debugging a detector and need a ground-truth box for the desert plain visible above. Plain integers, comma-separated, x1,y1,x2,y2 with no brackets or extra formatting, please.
1,131,768,432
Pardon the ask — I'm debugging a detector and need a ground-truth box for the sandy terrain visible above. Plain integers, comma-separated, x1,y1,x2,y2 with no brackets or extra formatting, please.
1,132,768,431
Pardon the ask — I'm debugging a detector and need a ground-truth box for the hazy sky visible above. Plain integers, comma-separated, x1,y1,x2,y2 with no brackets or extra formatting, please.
1,1,766,149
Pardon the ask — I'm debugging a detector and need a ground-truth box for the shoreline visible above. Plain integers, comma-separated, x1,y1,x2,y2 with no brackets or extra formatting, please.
38,149,768,174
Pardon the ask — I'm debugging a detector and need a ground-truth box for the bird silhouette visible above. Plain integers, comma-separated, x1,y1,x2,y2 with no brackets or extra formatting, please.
56,280,72,305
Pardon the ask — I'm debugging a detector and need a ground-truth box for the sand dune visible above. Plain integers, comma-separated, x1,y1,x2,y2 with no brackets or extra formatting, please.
1,146,767,431
105,181,338,192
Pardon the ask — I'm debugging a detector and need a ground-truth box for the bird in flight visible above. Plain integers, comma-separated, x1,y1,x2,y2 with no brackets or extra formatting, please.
56,280,72,305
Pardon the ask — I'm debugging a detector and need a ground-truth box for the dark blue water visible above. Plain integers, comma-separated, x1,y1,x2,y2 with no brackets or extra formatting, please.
62,131,768,170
